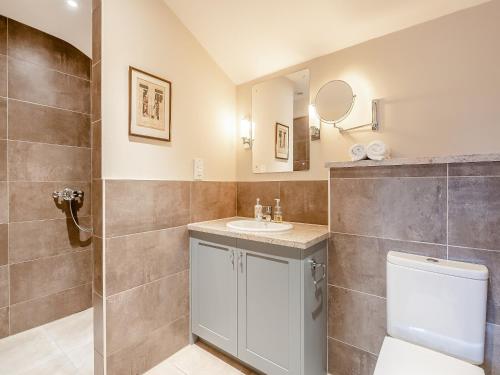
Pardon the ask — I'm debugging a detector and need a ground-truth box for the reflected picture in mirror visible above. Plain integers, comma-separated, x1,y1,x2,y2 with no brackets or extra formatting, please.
251,69,310,173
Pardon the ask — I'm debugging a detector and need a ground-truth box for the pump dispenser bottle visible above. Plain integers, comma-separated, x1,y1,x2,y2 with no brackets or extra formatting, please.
273,198,283,223
254,198,263,220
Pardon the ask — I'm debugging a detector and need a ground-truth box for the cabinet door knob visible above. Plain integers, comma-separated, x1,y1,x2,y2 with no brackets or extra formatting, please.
309,259,326,286
238,251,244,272
230,249,235,268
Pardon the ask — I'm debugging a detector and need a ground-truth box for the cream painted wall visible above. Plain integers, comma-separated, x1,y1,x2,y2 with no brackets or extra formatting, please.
236,0,500,181
102,0,236,181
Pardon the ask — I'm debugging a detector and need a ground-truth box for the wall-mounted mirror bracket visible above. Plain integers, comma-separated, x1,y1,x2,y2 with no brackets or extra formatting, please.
333,99,379,133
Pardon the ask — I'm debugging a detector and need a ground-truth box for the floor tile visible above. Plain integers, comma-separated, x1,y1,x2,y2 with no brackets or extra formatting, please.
18,353,78,375
146,360,186,375
41,308,93,351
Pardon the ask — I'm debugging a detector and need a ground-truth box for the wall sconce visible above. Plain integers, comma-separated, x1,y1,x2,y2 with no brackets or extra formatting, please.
308,104,321,141
240,116,253,149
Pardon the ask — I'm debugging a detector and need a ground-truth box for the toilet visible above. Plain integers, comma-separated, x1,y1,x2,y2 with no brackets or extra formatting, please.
374,251,489,375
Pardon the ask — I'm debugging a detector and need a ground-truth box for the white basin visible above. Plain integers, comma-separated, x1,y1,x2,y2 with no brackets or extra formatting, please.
226,219,293,233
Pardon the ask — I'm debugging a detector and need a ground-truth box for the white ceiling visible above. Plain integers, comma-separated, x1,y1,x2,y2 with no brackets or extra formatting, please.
164,0,490,84
0,0,91,57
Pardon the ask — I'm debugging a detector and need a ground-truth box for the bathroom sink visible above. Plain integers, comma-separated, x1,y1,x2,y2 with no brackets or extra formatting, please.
226,220,293,233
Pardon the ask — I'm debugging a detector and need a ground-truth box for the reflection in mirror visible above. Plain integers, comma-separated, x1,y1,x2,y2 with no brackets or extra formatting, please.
314,80,355,124
251,69,310,173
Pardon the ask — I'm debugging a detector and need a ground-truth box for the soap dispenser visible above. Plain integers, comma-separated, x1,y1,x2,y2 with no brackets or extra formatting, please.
273,198,283,223
254,198,263,220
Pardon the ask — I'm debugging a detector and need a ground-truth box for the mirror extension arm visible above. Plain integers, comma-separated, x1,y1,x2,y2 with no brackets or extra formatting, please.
334,99,379,133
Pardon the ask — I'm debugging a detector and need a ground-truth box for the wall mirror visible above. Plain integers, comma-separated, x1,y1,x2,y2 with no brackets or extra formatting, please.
251,69,310,173
314,80,355,125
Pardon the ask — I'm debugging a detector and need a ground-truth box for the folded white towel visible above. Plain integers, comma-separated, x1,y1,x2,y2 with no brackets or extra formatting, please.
366,140,390,161
349,144,367,161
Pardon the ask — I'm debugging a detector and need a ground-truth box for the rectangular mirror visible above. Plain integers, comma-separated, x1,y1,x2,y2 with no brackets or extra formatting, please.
251,69,310,173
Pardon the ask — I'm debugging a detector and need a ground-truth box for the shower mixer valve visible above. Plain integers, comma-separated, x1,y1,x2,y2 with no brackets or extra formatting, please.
52,188,84,202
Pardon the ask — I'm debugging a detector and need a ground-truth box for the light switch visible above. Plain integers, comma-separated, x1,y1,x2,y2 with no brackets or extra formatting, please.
193,158,204,180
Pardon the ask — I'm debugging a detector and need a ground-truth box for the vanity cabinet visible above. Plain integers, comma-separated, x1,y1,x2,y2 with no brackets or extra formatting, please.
190,232,327,375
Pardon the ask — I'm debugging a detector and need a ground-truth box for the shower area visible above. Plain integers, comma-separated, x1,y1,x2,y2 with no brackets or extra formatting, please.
0,12,96,374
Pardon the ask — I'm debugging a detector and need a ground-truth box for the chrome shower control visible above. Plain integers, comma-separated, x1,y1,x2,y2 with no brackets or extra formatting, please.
52,188,84,201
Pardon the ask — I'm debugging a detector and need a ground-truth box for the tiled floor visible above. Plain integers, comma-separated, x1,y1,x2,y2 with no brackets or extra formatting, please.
146,344,254,375
0,308,93,375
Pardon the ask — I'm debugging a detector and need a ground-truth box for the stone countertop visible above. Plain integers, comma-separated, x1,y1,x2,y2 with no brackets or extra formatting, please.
325,153,500,169
187,217,329,249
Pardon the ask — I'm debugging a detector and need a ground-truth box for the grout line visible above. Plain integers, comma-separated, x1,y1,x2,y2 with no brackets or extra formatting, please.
9,282,92,308
329,231,446,247
8,215,91,225
327,283,386,300
7,139,91,150
102,178,107,373
330,176,448,180
9,247,91,267
106,223,189,239
327,336,378,357
8,180,90,183
6,19,10,335
447,244,500,253
6,97,91,116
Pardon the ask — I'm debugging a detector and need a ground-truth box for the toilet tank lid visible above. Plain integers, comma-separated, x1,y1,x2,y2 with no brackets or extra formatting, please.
387,251,488,280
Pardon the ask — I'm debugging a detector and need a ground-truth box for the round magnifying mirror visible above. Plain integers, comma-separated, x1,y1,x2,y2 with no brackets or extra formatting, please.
314,80,355,124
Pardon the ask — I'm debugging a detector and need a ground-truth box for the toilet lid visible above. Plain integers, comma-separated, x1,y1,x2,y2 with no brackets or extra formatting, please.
374,337,485,375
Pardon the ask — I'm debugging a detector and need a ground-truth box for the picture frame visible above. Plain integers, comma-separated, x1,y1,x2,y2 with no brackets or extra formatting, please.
129,66,172,141
275,122,289,160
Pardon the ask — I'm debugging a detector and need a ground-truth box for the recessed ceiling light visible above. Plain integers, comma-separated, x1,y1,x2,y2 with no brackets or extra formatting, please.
67,0,78,8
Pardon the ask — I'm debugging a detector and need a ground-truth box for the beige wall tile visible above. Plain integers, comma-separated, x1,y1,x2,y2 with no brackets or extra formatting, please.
449,246,500,325
0,265,8,308
449,161,500,177
328,338,377,375
8,100,90,147
8,141,90,182
92,61,101,122
10,283,92,334
93,237,103,296
105,180,190,237
10,250,92,304
92,179,103,237
484,323,500,375
7,19,90,79
106,226,189,296
92,3,101,63
0,98,6,139
0,307,8,339
106,270,189,354
0,224,7,265
9,181,91,222
328,285,386,355
329,233,446,297
237,181,280,218
92,121,101,179
0,182,7,223
191,181,236,222
106,315,188,375
279,180,328,225
9,218,91,263
8,57,90,114
0,16,6,55
93,292,104,355
330,164,447,179
449,177,500,251
0,140,6,180
0,55,6,98
330,177,447,243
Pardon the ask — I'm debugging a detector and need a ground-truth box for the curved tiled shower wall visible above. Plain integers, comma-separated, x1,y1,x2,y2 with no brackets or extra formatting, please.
0,17,93,338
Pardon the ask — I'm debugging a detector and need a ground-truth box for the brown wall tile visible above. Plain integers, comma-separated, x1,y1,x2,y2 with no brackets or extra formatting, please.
92,179,103,237
449,161,500,177
8,100,90,147
0,140,6,180
0,98,6,139
0,224,7,265
10,283,92,334
329,233,446,297
0,182,7,223
9,181,90,222
330,177,447,243
484,323,500,375
92,4,101,63
93,292,104,355
328,338,377,375
0,307,8,339
106,226,189,296
10,250,92,304
191,181,236,222
8,141,90,181
0,55,6,98
92,121,101,179
328,285,386,355
9,217,91,263
107,316,188,375
8,57,90,113
93,237,103,296
449,177,500,251
237,181,280,218
448,246,500,325
106,270,189,354
0,265,8,308
330,164,447,179
105,180,190,237
92,61,101,122
280,180,328,225
0,16,6,55
8,19,90,79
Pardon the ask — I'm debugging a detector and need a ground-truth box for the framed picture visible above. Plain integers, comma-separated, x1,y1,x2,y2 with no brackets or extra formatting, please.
275,122,289,160
129,66,172,141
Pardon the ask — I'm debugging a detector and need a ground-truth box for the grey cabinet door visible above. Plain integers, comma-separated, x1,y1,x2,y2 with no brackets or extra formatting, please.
237,248,301,375
191,238,238,356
